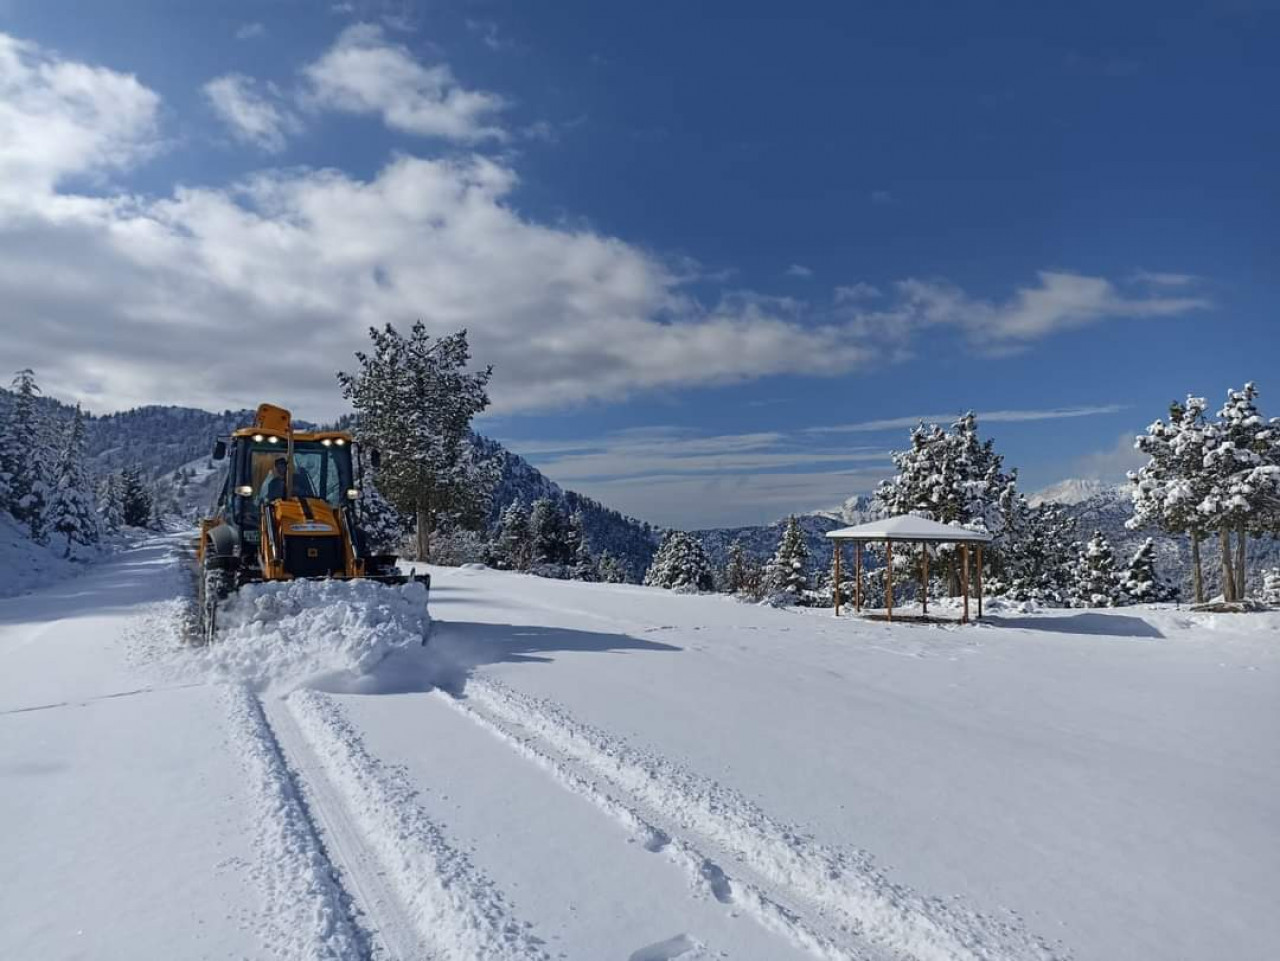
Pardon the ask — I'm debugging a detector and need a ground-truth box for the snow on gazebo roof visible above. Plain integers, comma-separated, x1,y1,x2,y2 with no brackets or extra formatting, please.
824,514,993,543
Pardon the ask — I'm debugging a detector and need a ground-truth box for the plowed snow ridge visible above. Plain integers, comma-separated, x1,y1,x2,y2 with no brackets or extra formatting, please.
460,677,1067,961
287,688,549,961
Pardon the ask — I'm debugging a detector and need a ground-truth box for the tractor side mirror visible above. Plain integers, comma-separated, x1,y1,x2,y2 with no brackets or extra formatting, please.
369,448,382,470
212,440,227,461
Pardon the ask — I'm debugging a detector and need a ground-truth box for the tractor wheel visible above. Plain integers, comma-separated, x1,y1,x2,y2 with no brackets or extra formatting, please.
198,552,230,645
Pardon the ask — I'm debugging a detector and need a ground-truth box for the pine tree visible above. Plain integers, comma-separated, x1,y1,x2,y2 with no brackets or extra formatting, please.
1129,396,1214,602
529,497,570,568
1262,568,1280,605
767,516,810,603
358,465,406,555
1073,531,1123,607
999,504,1077,606
45,406,100,557
489,502,532,571
566,511,596,581
0,369,51,540
644,531,714,592
1199,383,1280,600
120,466,152,527
97,472,125,535
1119,538,1177,604
875,412,1020,593
724,540,752,594
596,550,628,584
338,324,495,561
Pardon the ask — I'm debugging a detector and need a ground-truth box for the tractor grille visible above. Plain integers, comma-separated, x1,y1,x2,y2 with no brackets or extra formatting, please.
283,535,345,578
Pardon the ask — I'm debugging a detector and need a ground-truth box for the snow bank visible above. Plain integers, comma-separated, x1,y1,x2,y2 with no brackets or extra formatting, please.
0,511,81,598
197,579,430,691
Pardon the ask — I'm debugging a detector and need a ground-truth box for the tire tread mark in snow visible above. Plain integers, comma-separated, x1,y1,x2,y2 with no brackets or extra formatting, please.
437,689,877,961
450,679,1070,961
219,684,370,961
285,688,550,961
262,696,432,961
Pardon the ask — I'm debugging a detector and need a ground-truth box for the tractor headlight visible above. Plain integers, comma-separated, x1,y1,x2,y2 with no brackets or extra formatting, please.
335,438,346,446
252,433,264,442
267,436,279,444
235,485,253,497
346,488,360,500
321,438,332,447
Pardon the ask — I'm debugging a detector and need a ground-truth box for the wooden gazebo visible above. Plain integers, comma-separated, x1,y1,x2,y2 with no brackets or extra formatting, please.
825,516,994,624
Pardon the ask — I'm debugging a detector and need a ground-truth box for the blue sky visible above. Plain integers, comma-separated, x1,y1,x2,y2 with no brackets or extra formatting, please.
0,0,1276,527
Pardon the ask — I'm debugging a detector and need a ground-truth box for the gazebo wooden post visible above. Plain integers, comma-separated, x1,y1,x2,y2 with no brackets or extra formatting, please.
833,542,842,616
976,545,983,620
960,543,970,624
885,539,894,622
921,546,929,616
854,542,862,612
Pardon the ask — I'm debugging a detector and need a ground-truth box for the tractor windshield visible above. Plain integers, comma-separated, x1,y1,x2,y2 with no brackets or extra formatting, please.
240,439,354,511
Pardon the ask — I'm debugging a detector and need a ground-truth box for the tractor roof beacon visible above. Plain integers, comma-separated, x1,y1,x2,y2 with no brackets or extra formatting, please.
194,403,428,643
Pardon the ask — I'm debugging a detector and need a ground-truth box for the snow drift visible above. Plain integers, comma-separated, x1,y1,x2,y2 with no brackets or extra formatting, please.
196,579,430,691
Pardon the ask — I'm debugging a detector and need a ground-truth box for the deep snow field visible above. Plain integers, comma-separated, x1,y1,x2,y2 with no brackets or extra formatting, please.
1,536,1277,961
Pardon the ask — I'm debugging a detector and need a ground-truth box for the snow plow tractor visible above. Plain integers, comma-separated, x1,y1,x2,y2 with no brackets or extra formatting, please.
194,403,427,643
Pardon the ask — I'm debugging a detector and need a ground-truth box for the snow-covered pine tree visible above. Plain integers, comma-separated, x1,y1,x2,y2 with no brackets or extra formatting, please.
120,465,152,527
358,465,407,555
1119,537,1177,604
567,511,596,581
45,405,99,557
0,369,51,540
644,531,714,592
337,324,494,561
875,412,1020,593
1198,383,1280,600
529,497,571,570
489,501,532,571
999,504,1078,606
97,471,125,535
723,540,752,595
1073,530,1123,607
1262,568,1280,605
596,550,628,584
1129,396,1214,603
766,515,810,603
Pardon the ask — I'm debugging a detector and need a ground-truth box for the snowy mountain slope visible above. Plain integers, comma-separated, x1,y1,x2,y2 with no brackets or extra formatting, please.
691,512,845,572
3,539,1278,959
1026,478,1118,507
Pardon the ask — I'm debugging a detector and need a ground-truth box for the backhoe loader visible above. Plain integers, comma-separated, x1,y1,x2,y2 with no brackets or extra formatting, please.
195,403,426,643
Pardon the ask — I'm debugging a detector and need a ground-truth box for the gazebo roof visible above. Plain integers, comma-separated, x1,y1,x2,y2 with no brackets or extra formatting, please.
825,514,993,543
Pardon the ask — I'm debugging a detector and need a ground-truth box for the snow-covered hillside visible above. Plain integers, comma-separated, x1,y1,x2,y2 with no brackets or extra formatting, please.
1027,478,1119,507
2,538,1277,960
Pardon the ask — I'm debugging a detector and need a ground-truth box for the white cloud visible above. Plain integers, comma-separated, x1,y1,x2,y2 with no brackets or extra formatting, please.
235,22,266,41
504,426,891,527
1070,431,1148,481
301,23,506,141
1131,269,1198,287
0,33,160,194
0,32,1214,443
203,74,298,153
785,263,813,278
806,404,1129,435
890,270,1209,349
833,282,880,303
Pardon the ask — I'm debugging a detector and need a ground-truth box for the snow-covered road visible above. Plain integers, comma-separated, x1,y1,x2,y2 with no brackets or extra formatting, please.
2,539,1277,960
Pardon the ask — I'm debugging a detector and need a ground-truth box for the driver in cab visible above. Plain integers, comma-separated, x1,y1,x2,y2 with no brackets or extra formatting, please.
260,456,315,503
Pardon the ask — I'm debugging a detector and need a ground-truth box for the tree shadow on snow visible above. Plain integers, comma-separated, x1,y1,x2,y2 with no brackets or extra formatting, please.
311,619,682,697
984,612,1165,639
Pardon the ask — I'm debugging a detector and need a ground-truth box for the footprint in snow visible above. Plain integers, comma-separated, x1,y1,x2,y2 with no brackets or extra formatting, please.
628,932,703,960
